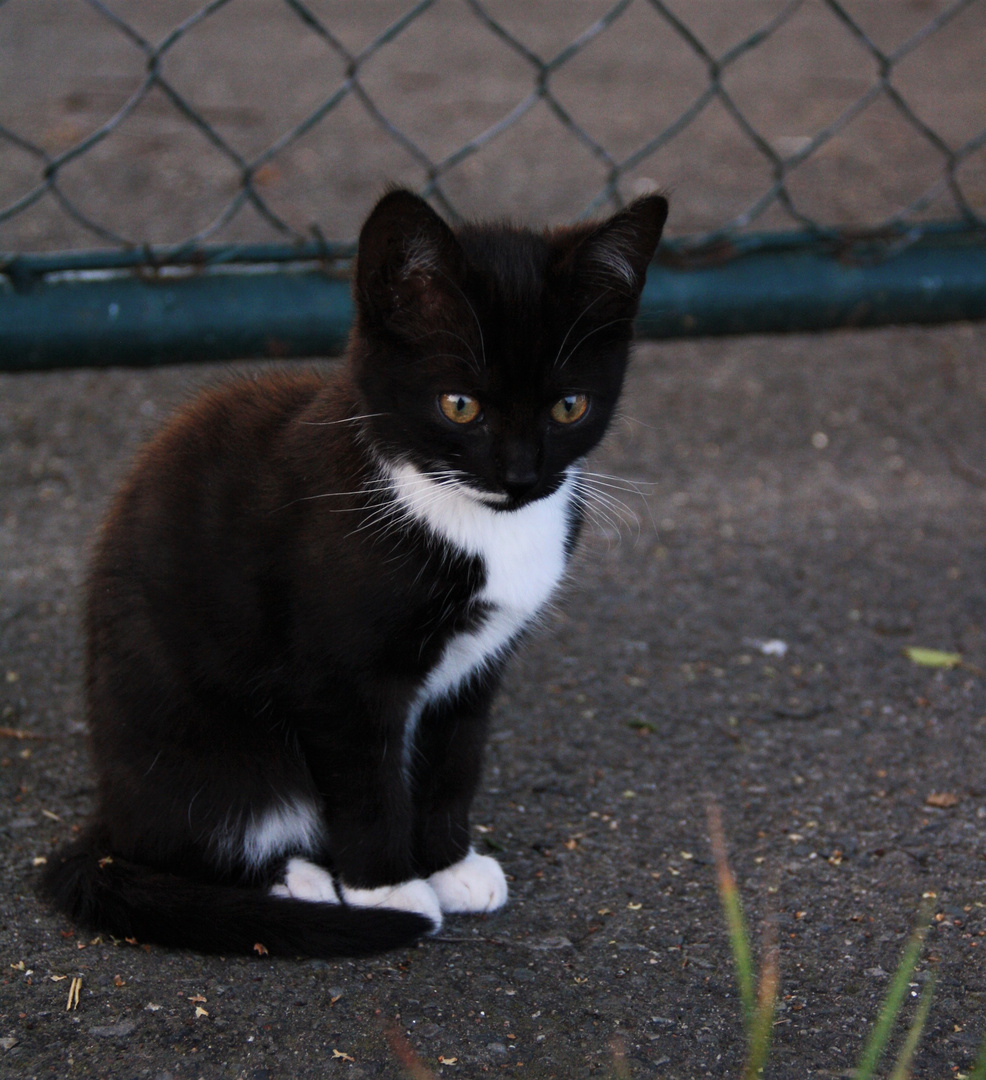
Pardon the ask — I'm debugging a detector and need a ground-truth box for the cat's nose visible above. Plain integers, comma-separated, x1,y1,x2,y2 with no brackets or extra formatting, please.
500,463,539,499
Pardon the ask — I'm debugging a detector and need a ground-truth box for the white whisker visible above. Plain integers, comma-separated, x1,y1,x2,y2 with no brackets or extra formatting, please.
552,294,604,372
294,412,385,427
555,317,631,372
425,267,487,373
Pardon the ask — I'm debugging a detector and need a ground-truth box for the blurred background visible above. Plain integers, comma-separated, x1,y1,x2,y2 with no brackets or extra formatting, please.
2,0,983,256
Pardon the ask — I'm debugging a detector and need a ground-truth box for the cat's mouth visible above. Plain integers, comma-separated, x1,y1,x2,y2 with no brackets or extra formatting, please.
452,482,514,509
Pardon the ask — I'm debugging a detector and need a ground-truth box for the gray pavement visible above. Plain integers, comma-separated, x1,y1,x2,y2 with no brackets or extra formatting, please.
2,322,986,1078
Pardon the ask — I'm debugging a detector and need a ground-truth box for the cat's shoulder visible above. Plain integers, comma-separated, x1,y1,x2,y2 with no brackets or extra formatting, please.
137,368,354,461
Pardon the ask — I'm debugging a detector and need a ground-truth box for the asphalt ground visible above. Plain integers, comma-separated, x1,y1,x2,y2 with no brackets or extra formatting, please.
2,321,986,1079
2,2,986,1078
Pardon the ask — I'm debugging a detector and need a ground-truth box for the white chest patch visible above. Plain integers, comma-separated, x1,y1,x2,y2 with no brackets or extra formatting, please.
387,463,576,765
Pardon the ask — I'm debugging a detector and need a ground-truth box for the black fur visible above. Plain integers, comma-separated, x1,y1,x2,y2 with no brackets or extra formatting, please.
41,190,667,957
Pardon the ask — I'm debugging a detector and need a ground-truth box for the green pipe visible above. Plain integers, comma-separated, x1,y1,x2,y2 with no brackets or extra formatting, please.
1,228,984,373
1,268,354,371
639,227,986,337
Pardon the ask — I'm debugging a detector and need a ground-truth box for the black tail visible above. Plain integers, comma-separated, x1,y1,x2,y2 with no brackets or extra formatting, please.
41,839,432,958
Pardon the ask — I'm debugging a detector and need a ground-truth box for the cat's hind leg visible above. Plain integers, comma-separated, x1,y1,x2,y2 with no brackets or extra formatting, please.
270,859,443,934
339,879,443,932
428,848,507,914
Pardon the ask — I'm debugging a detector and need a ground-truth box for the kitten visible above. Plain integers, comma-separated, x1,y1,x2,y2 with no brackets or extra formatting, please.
42,189,668,958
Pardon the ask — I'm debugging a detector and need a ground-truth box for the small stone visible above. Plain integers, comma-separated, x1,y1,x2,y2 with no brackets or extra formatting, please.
89,1021,136,1038
529,935,573,951
0,1037,19,1051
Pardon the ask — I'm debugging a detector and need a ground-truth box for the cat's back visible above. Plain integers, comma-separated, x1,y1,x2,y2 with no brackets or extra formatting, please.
87,368,363,623
101,368,352,533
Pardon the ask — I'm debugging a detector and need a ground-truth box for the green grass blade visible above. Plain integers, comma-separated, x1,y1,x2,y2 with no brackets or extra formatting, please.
854,905,931,1080
707,802,757,1029
741,932,779,1080
887,973,935,1080
967,1031,986,1080
608,1036,631,1080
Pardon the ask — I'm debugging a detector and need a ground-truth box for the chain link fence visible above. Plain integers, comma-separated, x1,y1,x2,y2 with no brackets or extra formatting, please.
1,0,984,368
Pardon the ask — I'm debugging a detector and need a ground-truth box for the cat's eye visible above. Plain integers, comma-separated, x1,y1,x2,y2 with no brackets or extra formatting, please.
550,394,589,424
438,393,482,425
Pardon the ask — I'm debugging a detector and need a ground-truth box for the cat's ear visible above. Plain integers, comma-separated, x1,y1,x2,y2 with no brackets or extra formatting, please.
565,194,669,303
354,189,464,339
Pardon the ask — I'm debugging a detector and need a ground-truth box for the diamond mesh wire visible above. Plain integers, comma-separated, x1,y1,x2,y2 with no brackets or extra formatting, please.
0,0,983,268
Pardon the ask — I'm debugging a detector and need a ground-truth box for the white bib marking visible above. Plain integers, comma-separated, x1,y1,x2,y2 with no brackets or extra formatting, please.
387,463,577,770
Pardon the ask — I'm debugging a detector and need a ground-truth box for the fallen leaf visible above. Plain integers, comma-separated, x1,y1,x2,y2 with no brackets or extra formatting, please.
32,856,47,867
124,936,137,945
331,1049,355,1062
113,975,125,987
253,942,269,956
627,902,642,911
438,1055,458,1065
926,791,960,808
98,856,113,868
903,646,962,669
187,994,207,1004
10,961,25,971
195,1006,209,1018
41,809,62,822
50,975,67,982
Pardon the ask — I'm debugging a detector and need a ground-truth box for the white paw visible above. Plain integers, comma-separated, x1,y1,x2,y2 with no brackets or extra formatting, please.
340,877,443,932
428,849,508,914
270,857,340,903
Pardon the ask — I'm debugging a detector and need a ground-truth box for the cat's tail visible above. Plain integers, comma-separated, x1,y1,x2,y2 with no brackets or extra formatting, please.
40,840,433,958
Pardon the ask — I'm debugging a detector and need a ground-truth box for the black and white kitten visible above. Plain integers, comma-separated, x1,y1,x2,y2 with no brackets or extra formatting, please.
43,189,668,958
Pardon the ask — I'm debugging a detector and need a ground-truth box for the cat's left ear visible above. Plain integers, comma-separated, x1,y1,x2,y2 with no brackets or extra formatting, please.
354,189,465,340
568,194,669,302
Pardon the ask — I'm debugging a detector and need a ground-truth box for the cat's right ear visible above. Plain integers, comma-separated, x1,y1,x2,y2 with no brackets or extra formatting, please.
354,190,464,340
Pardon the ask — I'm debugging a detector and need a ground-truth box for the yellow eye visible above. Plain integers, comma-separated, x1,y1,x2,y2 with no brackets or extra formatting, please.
438,393,481,424
550,394,589,424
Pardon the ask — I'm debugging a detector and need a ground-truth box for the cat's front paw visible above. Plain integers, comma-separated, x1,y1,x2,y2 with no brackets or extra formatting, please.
340,878,443,932
270,857,340,903
428,849,508,914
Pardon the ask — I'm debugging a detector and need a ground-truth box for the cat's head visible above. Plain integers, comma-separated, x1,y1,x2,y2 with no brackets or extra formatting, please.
350,189,667,509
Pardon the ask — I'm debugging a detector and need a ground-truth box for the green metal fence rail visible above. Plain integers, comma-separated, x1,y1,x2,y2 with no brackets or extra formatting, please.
2,0,984,371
